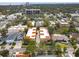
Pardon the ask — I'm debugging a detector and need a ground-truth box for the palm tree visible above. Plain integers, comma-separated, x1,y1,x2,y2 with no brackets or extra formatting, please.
39,42,48,55
24,40,37,56
50,41,56,55
70,38,77,49
48,26,54,35
55,43,67,57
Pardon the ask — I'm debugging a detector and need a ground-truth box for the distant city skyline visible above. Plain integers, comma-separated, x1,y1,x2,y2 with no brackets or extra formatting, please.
0,2,79,5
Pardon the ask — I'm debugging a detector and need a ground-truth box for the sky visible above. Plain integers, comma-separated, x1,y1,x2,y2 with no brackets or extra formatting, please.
0,0,78,2
0,0,79,5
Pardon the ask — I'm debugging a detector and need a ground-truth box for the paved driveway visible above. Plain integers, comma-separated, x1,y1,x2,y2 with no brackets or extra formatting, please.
14,41,22,49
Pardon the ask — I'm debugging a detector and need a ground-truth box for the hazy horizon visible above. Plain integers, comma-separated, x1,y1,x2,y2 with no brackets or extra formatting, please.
0,2,79,5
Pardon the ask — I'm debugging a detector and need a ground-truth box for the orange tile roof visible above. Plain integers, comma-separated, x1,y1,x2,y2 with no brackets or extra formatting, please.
16,54,31,57
31,35,35,37
32,32,36,34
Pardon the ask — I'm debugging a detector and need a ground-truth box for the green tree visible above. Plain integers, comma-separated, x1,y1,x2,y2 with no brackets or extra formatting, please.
2,41,7,45
61,27,69,35
12,42,16,46
24,28,28,33
43,19,50,27
75,48,79,57
27,21,33,28
0,28,8,37
68,20,78,33
48,26,54,35
55,43,67,57
39,42,48,55
70,38,77,49
24,40,37,56
6,23,11,29
55,23,60,30
65,13,71,18
0,50,9,57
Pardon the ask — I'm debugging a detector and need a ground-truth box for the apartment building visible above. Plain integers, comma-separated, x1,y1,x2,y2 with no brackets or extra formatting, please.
25,27,36,40
40,27,50,41
25,27,50,42
24,9,41,14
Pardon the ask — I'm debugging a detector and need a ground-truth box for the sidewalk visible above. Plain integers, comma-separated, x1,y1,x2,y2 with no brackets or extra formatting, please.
36,31,40,47
66,46,75,57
